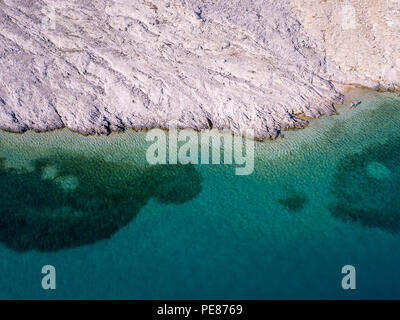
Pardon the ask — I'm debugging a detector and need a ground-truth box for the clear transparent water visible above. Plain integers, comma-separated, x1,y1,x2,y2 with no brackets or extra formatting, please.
0,89,399,299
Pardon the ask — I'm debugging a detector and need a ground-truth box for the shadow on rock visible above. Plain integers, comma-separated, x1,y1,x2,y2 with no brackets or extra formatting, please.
0,155,202,252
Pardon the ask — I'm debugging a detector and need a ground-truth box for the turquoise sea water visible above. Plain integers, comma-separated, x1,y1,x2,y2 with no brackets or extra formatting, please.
0,89,400,299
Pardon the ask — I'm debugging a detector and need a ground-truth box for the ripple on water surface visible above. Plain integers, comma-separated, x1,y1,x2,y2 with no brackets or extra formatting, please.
0,90,400,299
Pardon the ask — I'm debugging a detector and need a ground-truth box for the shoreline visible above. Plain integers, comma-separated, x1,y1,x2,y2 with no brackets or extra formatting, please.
1,0,399,143
0,86,395,142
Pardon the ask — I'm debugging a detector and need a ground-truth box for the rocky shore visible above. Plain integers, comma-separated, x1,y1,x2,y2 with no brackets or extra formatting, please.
0,0,398,139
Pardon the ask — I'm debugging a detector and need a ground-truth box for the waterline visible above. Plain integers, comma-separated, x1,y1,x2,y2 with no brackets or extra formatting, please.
0,90,399,299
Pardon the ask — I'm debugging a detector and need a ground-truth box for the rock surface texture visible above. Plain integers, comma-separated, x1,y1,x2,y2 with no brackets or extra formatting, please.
292,0,400,91
0,0,398,139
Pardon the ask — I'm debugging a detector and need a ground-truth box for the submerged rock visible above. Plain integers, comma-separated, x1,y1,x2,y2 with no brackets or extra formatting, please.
330,138,400,234
278,192,308,213
0,155,202,251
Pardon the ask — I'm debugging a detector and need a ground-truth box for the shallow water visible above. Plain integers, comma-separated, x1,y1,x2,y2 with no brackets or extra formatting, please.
0,89,399,299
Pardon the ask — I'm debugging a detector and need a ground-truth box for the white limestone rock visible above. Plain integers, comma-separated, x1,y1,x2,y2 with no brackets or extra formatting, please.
0,0,361,139
292,0,400,91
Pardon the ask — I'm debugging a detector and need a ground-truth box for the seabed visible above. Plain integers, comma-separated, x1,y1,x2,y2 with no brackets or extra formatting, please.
0,89,400,299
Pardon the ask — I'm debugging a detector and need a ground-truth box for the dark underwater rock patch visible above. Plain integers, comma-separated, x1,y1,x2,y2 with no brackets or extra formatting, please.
0,156,202,252
278,192,308,212
330,138,400,233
